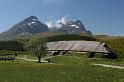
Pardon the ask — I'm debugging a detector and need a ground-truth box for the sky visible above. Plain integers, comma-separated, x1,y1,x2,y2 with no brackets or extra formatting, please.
0,0,124,35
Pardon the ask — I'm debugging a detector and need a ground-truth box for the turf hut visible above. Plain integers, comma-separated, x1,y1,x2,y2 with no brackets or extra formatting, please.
47,41,117,59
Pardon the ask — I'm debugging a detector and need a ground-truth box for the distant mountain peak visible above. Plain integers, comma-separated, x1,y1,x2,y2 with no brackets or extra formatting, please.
0,16,49,40
24,16,38,22
24,16,39,26
47,17,92,34
29,15,38,19
10,16,49,33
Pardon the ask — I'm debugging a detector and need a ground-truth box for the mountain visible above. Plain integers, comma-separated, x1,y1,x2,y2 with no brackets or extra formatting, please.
47,18,91,34
0,16,49,40
58,20,91,34
0,16,92,41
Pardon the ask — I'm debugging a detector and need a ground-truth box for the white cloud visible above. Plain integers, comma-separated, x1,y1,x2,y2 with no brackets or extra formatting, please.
46,16,68,28
57,17,67,24
45,21,56,28
45,20,61,28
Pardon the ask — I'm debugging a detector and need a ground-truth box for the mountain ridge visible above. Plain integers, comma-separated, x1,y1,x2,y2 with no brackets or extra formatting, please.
0,16,91,41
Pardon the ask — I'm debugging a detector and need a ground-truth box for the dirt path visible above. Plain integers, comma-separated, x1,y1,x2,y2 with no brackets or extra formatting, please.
16,57,124,69
94,64,124,69
16,57,47,62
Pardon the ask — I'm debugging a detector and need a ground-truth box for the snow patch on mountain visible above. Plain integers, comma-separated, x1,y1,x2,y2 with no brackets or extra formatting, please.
70,25,79,28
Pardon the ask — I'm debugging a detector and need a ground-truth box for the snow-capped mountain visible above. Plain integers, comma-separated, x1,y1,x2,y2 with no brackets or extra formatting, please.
0,16,91,40
0,16,49,40
46,18,91,34
7,16,48,34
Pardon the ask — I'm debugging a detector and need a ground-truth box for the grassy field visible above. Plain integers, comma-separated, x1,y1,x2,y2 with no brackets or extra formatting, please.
0,56,124,82
16,52,124,66
0,35,124,82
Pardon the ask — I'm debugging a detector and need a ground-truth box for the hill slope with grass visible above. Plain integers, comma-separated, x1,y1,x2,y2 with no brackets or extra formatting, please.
96,35,124,59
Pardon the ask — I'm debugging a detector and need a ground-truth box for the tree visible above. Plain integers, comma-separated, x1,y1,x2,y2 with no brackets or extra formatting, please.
25,38,48,63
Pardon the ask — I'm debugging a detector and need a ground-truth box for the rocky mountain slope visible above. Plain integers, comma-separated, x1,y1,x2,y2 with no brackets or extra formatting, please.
59,20,91,34
0,16,49,40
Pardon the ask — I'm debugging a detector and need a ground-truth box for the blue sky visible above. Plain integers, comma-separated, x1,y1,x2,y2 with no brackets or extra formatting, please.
0,0,124,35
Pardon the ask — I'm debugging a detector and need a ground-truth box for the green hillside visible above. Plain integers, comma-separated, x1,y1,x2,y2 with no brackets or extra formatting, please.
96,36,124,59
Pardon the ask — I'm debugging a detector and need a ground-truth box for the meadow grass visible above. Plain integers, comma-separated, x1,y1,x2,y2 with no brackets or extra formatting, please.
0,56,124,82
